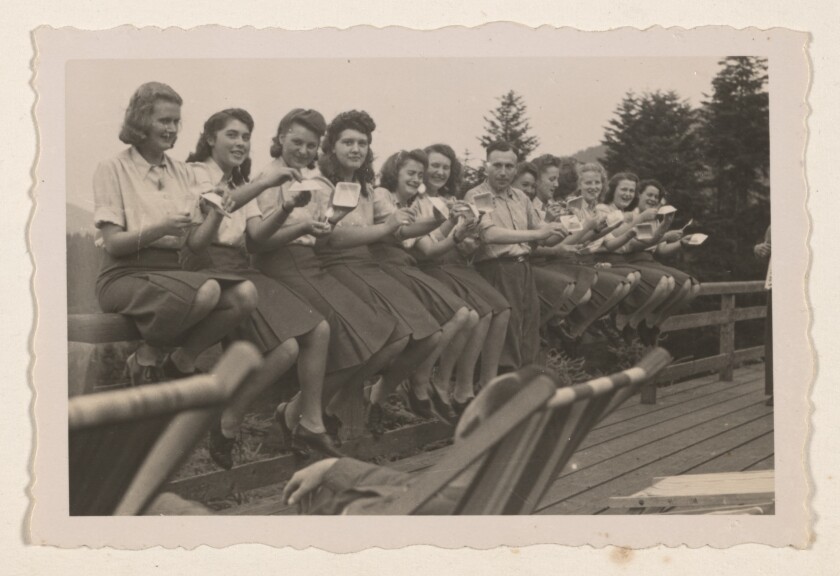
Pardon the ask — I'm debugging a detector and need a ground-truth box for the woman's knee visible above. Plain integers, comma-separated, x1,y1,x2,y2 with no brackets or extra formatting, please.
194,280,222,314
232,281,259,314
303,319,331,346
279,338,300,361
467,309,480,328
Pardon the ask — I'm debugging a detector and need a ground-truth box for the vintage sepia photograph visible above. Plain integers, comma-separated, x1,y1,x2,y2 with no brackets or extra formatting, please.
30,25,810,549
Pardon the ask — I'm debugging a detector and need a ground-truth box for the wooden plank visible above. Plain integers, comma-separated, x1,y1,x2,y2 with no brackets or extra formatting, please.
661,310,728,332
609,364,763,421
746,454,776,472
165,420,452,501
719,294,736,381
656,349,764,384
68,313,141,343
684,431,774,475
583,378,764,451
534,402,772,514
567,389,768,485
609,470,774,509
698,281,767,296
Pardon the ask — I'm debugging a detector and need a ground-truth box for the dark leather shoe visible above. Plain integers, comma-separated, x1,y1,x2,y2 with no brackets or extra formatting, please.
365,401,385,438
323,412,343,447
208,421,236,470
274,402,293,452
399,382,435,420
428,386,457,426
292,423,345,458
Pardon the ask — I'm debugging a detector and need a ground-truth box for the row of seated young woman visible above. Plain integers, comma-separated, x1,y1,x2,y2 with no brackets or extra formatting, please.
91,81,700,470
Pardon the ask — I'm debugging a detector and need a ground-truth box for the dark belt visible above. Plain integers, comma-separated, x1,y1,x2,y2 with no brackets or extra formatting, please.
486,254,530,264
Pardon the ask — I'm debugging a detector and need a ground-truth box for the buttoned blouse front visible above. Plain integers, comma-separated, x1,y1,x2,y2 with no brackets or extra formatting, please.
256,159,331,247
93,147,203,250
190,159,262,248
464,181,540,262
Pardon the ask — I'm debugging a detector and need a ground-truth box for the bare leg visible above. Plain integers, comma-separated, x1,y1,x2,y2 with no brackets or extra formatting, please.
371,332,441,404
479,308,511,389
646,279,690,326
288,320,331,432
628,276,674,329
410,308,471,399
220,339,298,437
171,281,257,372
453,312,491,402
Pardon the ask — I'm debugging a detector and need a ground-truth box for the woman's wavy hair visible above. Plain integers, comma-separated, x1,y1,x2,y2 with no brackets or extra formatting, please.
603,171,640,206
423,143,463,198
269,109,327,170
186,108,254,186
119,82,183,147
318,110,376,185
379,149,429,193
576,161,609,200
629,179,667,211
514,161,539,183
555,156,580,199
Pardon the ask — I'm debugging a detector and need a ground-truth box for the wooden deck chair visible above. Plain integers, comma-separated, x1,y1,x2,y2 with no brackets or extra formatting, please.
68,341,262,516
375,348,672,515
510,347,673,514
376,368,558,515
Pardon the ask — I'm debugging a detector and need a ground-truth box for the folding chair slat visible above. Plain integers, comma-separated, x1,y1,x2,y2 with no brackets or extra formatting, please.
68,342,262,516
70,416,171,515
456,407,554,515
378,374,557,515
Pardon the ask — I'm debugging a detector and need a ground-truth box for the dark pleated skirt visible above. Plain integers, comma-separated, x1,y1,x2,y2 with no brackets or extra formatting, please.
419,261,510,317
190,245,323,353
598,252,673,311
96,248,246,347
532,265,576,324
475,259,540,370
371,242,467,325
252,244,397,372
319,245,441,342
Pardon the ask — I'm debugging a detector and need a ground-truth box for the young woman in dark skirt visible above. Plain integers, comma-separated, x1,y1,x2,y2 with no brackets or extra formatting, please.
248,108,406,438
373,149,475,421
316,110,457,434
552,161,638,338
93,82,255,386
418,144,511,409
597,172,677,337
629,179,701,333
184,108,343,466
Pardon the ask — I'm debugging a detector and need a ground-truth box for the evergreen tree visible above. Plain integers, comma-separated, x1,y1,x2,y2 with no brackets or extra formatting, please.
700,56,770,216
479,90,540,159
602,90,705,201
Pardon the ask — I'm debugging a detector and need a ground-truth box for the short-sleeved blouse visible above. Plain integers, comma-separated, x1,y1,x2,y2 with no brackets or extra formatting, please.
190,159,262,248
371,187,425,250
93,147,203,250
256,159,332,247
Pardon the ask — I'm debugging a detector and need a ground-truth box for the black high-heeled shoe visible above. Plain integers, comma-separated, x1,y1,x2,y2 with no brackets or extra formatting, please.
399,382,435,420
292,422,345,458
274,402,293,453
427,385,457,426
208,420,236,470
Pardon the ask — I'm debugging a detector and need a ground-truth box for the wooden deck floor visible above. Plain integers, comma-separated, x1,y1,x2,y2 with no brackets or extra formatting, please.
225,363,772,515
536,362,772,514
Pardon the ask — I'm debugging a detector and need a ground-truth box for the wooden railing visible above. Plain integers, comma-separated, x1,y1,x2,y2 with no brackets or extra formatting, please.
66,280,769,503
639,280,768,404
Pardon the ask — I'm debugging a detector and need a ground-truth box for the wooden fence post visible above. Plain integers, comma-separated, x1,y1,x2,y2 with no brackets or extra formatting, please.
719,294,735,381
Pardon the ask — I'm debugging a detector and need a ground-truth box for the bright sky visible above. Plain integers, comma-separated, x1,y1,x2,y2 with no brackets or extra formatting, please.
66,57,724,211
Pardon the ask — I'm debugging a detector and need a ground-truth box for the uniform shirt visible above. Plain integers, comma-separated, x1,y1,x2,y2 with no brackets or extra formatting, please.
256,159,332,247
464,181,541,262
190,159,262,248
93,147,202,249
